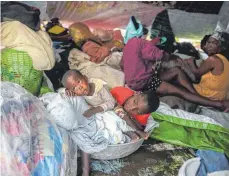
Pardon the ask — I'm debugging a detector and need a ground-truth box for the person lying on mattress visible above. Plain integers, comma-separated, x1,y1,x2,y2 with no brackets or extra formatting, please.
121,37,229,112
68,22,124,64
60,69,152,139
187,31,229,101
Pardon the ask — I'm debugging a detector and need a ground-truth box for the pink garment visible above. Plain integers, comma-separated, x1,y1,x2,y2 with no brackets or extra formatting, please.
121,38,164,91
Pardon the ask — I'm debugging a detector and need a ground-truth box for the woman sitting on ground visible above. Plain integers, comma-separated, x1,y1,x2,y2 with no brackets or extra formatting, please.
188,31,229,101
121,37,229,112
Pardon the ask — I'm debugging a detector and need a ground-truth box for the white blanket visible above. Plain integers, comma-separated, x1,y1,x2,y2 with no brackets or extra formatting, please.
40,93,133,153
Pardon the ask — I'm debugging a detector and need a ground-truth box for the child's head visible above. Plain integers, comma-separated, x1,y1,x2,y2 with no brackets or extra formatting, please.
123,91,159,116
61,70,90,96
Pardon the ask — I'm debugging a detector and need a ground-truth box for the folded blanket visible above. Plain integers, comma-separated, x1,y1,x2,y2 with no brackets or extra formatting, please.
68,48,124,88
1,21,55,70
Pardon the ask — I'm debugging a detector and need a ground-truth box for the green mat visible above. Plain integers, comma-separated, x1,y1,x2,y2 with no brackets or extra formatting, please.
150,112,229,157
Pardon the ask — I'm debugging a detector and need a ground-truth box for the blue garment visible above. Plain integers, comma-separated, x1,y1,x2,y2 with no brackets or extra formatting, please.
196,150,229,176
124,16,143,44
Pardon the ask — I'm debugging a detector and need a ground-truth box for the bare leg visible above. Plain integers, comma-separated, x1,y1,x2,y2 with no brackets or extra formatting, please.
122,115,142,131
156,81,227,111
135,130,149,140
123,131,140,141
122,115,149,139
159,67,197,94
81,151,90,176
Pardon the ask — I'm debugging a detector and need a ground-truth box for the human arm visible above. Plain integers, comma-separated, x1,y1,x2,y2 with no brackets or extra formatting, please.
113,105,143,131
188,56,216,79
83,85,116,117
83,106,104,118
139,38,165,61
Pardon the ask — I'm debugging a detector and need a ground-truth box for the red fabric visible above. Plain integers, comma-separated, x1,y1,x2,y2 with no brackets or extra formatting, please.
113,30,124,43
82,41,110,63
110,87,150,125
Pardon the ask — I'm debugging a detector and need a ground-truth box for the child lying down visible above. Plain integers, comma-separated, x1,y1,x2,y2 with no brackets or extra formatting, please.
60,69,149,140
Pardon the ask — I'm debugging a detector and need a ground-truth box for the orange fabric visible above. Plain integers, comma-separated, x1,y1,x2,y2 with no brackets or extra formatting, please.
110,87,150,125
194,54,229,100
82,41,110,63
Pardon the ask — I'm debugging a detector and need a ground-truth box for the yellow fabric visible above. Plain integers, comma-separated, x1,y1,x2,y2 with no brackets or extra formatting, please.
194,54,229,100
69,22,94,47
48,25,66,34
89,78,107,94
1,21,55,71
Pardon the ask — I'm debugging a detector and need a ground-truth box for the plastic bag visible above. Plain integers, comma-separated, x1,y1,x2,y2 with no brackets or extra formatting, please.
0,82,77,176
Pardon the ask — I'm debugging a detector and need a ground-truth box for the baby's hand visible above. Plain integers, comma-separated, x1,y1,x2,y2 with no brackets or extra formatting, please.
65,90,76,96
83,108,96,118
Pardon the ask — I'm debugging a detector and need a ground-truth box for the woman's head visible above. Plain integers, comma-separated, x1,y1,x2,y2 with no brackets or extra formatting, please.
205,32,229,57
61,70,90,96
123,91,159,116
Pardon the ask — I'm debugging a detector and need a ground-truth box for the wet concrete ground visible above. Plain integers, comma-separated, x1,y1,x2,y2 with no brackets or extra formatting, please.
78,139,194,176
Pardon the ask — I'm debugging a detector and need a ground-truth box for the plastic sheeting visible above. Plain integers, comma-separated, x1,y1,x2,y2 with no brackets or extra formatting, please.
0,82,78,176
46,1,164,29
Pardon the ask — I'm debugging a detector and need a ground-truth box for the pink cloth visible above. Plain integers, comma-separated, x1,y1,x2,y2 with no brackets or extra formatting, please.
121,38,164,91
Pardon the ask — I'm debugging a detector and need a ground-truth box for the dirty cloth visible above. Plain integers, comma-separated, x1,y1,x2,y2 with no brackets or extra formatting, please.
68,48,124,88
1,21,55,71
196,150,229,176
1,1,41,31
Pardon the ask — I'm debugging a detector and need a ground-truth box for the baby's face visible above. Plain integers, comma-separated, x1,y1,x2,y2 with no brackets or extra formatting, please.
66,76,90,96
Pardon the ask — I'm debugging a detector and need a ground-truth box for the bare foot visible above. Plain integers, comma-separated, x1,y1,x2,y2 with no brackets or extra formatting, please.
136,130,149,140
124,131,140,142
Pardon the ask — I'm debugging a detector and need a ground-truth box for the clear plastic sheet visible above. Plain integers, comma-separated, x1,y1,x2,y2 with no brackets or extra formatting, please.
0,82,77,176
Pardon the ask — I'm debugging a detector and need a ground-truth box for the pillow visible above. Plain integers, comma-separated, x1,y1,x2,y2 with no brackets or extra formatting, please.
110,87,150,126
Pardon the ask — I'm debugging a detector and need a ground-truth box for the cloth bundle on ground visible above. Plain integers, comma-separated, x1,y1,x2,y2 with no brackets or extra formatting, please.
68,48,124,88
145,102,229,157
40,93,133,153
1,21,55,71
1,49,51,96
0,82,78,176
1,1,41,31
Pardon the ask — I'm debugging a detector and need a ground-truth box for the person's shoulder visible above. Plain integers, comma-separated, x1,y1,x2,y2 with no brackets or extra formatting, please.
209,55,223,63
